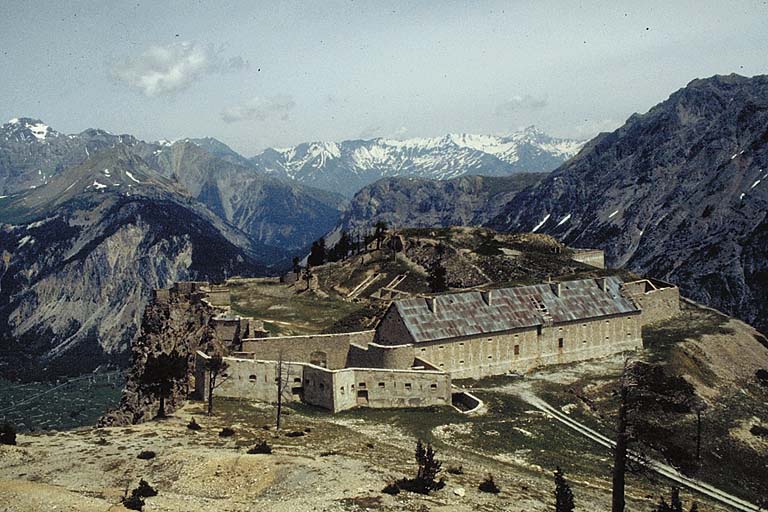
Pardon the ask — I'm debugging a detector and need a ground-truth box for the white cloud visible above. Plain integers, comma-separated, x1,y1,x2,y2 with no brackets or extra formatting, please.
112,42,246,96
495,95,548,116
220,96,296,123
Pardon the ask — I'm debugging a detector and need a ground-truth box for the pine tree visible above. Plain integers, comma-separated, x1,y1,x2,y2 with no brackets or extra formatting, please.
427,262,448,293
141,350,188,418
373,221,388,250
554,467,575,512
292,256,301,278
205,354,228,416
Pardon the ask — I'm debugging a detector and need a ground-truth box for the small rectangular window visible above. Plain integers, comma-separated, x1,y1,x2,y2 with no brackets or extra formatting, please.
340,386,345,394
378,382,385,388
420,348,426,352
487,355,493,360
514,345,520,355
558,338,564,348
430,383,437,390
358,382,366,389
405,383,412,391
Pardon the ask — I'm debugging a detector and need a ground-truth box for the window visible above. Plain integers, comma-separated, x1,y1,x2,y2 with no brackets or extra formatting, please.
420,348,426,352
430,383,438,391
249,374,257,381
439,345,445,350
487,355,493,360
405,383,412,391
459,360,465,365
340,386,345,394
439,363,445,368
378,382,385,388
558,338,564,348
294,377,301,383
358,382,366,389
582,340,587,344
459,342,464,347
514,345,520,355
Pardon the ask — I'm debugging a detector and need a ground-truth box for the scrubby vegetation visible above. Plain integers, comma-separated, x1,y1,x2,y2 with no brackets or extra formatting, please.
136,450,155,460
478,474,500,494
247,440,273,454
0,422,16,445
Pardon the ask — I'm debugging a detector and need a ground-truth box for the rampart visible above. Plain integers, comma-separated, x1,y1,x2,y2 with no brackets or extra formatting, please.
571,249,605,269
195,351,450,413
241,331,375,370
622,278,680,325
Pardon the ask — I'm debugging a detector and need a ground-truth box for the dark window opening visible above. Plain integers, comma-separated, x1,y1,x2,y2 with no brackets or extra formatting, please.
558,338,564,348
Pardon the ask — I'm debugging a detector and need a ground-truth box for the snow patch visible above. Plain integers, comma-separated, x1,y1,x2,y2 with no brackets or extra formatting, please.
18,235,33,247
532,214,550,233
103,168,110,176
608,209,619,218
125,171,141,183
92,180,107,190
28,122,50,140
751,180,761,189
556,213,571,227
740,193,745,201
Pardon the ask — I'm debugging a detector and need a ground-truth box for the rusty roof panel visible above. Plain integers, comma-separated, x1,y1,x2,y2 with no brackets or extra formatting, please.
394,276,639,343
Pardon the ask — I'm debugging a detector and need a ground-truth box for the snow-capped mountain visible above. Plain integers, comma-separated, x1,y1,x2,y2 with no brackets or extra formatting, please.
250,127,584,196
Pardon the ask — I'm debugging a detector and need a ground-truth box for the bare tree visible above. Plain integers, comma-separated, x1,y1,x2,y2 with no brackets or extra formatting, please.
275,352,293,430
205,354,229,416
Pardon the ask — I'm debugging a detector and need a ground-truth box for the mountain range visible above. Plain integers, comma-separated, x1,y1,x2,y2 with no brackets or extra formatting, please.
248,127,583,196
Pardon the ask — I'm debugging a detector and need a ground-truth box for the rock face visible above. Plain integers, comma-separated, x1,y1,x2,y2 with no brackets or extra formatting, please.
0,148,264,378
250,127,582,196
332,174,545,236
490,74,768,333
99,286,221,426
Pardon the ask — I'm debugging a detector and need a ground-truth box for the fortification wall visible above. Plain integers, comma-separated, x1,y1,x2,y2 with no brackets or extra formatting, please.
416,313,642,380
347,367,450,410
347,342,415,369
571,249,606,269
194,352,450,412
622,279,680,325
240,331,375,370
194,352,305,404
204,287,231,308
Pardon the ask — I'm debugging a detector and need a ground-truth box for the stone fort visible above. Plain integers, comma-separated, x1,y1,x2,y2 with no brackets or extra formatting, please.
185,275,679,413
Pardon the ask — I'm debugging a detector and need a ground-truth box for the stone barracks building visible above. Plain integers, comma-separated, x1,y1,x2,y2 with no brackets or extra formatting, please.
193,276,679,412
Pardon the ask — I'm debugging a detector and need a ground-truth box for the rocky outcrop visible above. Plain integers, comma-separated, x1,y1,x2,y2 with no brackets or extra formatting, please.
490,74,768,333
99,283,246,426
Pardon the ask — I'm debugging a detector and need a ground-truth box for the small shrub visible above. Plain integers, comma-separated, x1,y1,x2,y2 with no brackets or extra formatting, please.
95,437,110,446
219,427,235,437
750,424,768,437
137,450,156,460
285,430,305,437
447,465,464,475
187,418,202,431
121,494,144,511
121,479,157,511
479,475,501,494
134,479,157,498
366,442,375,449
0,422,16,446
247,441,272,454
382,482,400,495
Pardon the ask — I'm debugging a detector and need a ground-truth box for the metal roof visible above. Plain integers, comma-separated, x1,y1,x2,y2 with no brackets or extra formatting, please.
393,276,639,343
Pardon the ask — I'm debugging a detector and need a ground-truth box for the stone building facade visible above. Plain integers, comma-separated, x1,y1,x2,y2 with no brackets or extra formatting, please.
374,276,643,380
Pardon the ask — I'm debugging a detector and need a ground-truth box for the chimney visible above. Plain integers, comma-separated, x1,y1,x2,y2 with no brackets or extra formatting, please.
596,277,607,292
481,290,493,306
426,297,438,314
550,282,562,296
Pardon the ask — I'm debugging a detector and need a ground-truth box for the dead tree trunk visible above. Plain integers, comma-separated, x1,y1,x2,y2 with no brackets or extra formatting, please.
612,383,629,512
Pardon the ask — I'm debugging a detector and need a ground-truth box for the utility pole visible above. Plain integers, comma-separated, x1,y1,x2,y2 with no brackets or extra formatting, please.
276,353,284,430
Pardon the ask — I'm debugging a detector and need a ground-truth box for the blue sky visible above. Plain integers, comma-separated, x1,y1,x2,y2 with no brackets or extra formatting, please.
2,1,767,154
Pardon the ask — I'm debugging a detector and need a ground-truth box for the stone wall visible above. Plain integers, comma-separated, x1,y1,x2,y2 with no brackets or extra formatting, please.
415,313,642,380
622,279,680,325
203,286,231,308
194,352,305,404
571,249,606,269
373,306,416,345
241,331,375,370
347,342,415,369
195,351,450,413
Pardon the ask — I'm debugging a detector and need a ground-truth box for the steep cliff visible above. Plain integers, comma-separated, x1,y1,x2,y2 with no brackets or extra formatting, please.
490,74,768,333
